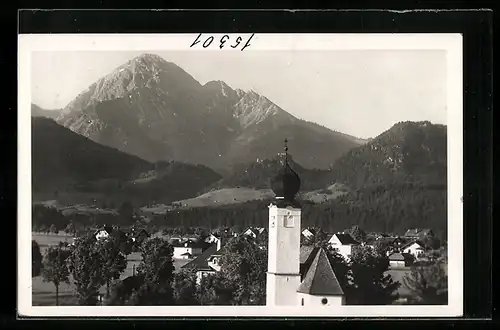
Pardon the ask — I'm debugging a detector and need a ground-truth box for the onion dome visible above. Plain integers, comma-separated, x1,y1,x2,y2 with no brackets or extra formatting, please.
270,139,301,206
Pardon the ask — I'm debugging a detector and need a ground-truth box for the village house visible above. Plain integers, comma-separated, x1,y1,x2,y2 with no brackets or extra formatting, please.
327,233,360,261
301,228,316,240
404,228,434,240
388,252,414,268
172,240,204,259
402,240,426,259
242,227,267,239
181,243,220,284
204,233,221,244
129,228,150,244
204,234,226,251
94,225,113,241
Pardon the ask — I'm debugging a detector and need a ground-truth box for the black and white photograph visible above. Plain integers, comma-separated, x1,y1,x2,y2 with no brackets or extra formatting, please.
18,33,463,317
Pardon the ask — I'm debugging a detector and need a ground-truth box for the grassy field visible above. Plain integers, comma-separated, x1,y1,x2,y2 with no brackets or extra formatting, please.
174,187,275,208
32,233,191,306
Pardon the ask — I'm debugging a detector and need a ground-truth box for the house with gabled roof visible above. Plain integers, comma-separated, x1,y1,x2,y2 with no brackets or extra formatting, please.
130,228,150,245
172,240,204,259
327,233,360,261
401,240,426,259
181,244,219,284
242,227,267,239
389,252,414,268
94,225,113,241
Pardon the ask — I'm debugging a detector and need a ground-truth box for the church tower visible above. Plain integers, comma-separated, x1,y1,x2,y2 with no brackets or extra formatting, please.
266,139,302,306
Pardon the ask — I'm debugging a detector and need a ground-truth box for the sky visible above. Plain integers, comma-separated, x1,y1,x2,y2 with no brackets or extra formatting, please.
31,50,447,139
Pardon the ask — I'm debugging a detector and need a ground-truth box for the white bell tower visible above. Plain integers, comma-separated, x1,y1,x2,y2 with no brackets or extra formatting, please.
266,139,302,306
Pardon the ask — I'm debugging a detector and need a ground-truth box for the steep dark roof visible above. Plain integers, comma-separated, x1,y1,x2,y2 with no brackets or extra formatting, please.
300,246,320,280
181,244,218,272
300,246,317,264
333,233,359,245
297,248,344,296
133,228,150,238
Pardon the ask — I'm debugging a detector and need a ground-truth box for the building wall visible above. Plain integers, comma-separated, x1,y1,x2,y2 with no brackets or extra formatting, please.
266,272,301,306
297,292,345,306
329,242,353,261
389,260,406,268
173,247,202,259
95,231,109,240
403,244,424,259
266,205,302,306
267,206,301,275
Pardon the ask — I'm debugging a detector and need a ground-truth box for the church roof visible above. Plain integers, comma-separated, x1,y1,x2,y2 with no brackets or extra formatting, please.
269,139,301,207
297,248,344,296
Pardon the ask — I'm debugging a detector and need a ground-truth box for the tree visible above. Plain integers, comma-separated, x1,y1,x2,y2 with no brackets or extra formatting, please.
324,246,351,294
32,240,43,277
195,272,234,305
110,229,134,256
39,224,48,234
105,275,144,306
219,235,268,305
403,259,448,305
172,270,199,305
301,227,329,247
68,235,105,306
97,236,128,298
64,222,76,236
348,245,400,305
42,242,71,306
131,238,175,305
348,225,367,243
49,224,58,234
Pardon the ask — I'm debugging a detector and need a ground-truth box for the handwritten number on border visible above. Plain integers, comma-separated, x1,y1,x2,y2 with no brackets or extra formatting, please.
190,34,255,51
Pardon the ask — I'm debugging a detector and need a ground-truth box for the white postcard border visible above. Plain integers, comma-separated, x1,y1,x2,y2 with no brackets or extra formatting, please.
18,33,463,317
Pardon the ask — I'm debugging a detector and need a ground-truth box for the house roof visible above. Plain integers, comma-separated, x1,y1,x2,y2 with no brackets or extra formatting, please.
297,248,344,296
401,240,424,250
132,229,150,238
181,244,218,272
94,226,113,236
299,246,318,264
244,227,267,236
404,228,433,237
332,233,359,245
389,252,405,261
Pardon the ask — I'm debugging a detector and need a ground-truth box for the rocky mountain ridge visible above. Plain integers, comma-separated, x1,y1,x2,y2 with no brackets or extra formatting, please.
54,53,365,171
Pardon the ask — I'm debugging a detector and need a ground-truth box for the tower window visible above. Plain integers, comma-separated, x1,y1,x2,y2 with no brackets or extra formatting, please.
284,215,294,227
321,298,328,305
301,298,304,306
